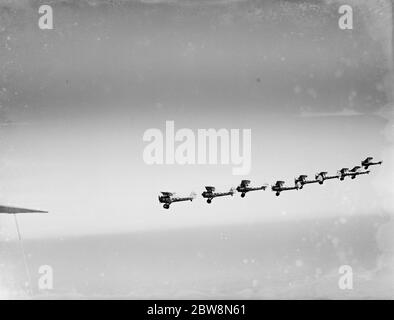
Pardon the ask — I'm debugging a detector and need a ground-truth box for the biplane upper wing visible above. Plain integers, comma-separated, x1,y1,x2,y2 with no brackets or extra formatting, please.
161,192,174,196
0,205,48,214
205,186,216,192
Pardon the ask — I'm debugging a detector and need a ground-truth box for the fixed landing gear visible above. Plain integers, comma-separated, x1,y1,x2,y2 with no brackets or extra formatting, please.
163,204,170,209
275,192,280,197
241,193,246,198
207,199,212,204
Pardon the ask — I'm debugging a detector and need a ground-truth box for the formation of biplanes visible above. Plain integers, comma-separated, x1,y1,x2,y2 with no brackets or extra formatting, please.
158,157,383,209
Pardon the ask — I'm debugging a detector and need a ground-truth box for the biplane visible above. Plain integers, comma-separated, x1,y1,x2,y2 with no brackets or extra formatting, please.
361,157,382,170
315,171,339,185
294,175,319,189
158,192,196,209
201,186,235,203
271,180,298,196
236,180,267,198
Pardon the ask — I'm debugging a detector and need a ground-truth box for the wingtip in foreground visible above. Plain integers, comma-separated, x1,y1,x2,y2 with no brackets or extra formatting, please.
0,205,48,214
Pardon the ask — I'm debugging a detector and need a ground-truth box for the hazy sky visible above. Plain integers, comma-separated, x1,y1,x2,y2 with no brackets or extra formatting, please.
0,0,392,239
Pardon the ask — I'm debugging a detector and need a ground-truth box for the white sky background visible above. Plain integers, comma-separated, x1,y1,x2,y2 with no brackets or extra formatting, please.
0,0,393,239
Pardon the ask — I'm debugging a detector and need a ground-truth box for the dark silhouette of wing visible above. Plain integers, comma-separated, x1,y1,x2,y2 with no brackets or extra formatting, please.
0,205,48,214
